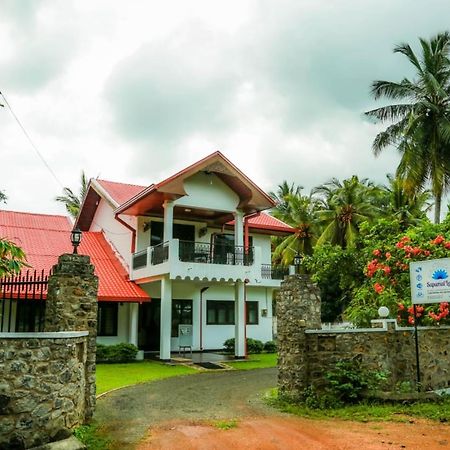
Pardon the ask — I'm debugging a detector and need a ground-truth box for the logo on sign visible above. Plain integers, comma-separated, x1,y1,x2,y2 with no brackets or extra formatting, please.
432,269,448,280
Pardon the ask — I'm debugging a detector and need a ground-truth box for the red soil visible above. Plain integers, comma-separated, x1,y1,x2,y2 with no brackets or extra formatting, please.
138,416,449,450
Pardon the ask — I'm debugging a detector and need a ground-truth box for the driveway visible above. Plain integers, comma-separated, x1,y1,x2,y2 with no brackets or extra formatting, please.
95,368,450,450
95,368,277,449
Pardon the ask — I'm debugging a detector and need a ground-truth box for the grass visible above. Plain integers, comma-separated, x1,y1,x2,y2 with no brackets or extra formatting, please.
74,424,111,450
213,419,238,430
226,352,277,370
96,360,197,395
265,388,450,422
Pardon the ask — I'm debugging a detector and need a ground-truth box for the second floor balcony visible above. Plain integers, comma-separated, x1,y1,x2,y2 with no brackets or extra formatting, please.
130,239,285,285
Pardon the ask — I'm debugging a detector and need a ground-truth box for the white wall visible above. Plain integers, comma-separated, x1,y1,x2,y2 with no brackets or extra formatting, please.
97,303,131,346
90,198,135,268
175,172,240,212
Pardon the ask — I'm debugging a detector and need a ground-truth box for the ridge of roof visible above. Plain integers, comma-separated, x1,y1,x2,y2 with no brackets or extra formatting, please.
0,209,73,232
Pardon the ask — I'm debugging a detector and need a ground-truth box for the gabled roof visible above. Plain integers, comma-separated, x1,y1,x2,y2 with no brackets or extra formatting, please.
77,178,146,231
226,212,296,236
0,210,149,302
115,151,276,217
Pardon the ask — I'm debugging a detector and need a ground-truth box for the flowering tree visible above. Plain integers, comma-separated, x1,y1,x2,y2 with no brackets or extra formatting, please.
347,218,450,326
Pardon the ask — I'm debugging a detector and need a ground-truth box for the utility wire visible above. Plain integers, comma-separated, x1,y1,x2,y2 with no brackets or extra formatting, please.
0,90,64,188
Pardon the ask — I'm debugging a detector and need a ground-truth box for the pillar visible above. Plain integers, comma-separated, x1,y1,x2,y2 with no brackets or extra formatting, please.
129,303,139,347
45,254,99,422
163,200,174,242
160,276,172,360
277,274,321,400
234,210,244,264
234,280,246,358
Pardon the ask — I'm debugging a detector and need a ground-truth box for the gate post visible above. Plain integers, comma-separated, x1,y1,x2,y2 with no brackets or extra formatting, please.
277,274,321,400
44,254,98,421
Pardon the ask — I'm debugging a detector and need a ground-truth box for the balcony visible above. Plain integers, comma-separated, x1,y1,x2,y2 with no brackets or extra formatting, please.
261,264,289,280
131,239,271,283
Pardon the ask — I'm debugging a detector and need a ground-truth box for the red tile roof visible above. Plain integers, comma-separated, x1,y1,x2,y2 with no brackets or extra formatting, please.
0,210,149,302
96,179,146,206
227,212,295,234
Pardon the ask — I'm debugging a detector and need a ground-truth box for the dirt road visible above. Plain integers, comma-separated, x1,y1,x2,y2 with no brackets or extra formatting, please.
95,368,449,450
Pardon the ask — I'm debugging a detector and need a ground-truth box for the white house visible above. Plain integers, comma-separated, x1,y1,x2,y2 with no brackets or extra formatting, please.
76,151,295,359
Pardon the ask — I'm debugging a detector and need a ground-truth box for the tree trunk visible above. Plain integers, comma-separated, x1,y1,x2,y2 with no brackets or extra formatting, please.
434,194,441,224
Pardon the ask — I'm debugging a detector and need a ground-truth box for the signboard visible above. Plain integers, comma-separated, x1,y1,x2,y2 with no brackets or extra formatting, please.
410,258,450,304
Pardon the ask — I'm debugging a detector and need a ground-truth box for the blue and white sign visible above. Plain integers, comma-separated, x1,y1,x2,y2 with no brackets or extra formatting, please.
410,258,450,304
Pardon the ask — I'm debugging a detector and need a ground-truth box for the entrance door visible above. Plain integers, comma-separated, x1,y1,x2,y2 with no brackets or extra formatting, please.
138,299,160,351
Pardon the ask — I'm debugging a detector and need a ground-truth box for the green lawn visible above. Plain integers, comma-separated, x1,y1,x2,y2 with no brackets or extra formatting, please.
266,389,450,422
226,352,277,370
96,360,197,395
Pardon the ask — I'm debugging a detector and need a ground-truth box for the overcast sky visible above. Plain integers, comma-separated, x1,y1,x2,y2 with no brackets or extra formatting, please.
1,0,449,216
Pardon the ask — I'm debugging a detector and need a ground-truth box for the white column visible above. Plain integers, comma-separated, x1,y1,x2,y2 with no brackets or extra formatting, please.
160,276,172,360
128,303,139,347
234,280,246,358
163,200,174,242
234,210,244,247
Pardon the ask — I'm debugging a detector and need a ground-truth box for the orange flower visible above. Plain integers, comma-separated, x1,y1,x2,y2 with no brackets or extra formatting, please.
374,282,384,294
432,235,445,245
372,249,381,256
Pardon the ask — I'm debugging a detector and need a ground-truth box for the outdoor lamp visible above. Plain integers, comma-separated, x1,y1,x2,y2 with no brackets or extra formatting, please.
293,253,303,273
71,227,82,254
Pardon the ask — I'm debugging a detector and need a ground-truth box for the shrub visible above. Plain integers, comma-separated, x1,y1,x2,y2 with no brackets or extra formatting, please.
263,340,277,353
223,338,264,354
325,359,388,404
96,343,138,363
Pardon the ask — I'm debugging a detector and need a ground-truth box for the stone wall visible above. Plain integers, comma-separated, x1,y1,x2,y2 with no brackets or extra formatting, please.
277,274,450,399
45,254,98,421
0,332,88,449
0,253,99,449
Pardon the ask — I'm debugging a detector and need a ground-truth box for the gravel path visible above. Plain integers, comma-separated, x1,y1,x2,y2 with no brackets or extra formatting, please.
95,368,277,449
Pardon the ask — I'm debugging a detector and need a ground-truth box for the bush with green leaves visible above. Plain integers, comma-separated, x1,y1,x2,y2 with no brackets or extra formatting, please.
263,340,277,353
223,337,264,354
96,343,138,363
324,359,388,404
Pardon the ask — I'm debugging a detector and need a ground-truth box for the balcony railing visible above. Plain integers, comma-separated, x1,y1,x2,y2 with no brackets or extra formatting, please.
151,241,169,265
179,241,254,266
132,249,147,270
261,264,289,280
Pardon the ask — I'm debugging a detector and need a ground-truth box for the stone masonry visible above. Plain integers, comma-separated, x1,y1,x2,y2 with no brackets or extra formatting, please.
45,254,98,421
0,333,88,449
277,274,450,400
0,253,99,449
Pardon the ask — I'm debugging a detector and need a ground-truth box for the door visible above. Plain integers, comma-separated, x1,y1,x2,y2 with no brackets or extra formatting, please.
138,299,161,351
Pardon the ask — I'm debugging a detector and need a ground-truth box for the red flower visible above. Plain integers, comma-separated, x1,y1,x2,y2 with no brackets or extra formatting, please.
396,241,405,249
398,303,405,311
374,282,384,294
383,266,391,275
372,249,381,256
445,242,450,250
408,316,415,325
424,250,431,256
385,252,392,260
432,235,445,245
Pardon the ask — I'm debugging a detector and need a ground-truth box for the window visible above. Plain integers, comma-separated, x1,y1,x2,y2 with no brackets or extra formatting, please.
15,300,45,332
207,301,234,325
98,303,118,336
171,300,193,337
246,301,259,325
206,300,259,325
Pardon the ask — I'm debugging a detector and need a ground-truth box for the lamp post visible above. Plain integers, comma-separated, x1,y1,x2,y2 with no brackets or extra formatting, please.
71,227,82,254
293,253,303,274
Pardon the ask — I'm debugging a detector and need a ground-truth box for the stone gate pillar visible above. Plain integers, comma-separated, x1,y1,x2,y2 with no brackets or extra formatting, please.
44,254,98,421
277,274,321,400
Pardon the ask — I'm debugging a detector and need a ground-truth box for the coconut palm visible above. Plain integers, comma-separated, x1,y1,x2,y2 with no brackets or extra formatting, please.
0,191,6,203
270,181,303,221
272,192,319,265
379,174,432,227
55,171,89,219
365,32,450,223
312,176,381,248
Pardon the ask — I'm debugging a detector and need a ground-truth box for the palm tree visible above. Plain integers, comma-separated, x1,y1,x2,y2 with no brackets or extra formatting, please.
365,32,450,223
312,176,381,248
270,181,303,221
55,171,89,219
379,174,432,227
272,192,319,265
0,191,6,203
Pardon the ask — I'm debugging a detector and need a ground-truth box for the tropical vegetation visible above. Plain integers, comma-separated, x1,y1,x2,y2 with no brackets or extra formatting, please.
55,170,89,219
271,32,450,327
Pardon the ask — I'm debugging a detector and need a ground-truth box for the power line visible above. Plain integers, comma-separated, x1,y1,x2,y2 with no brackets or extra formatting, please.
0,90,64,189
